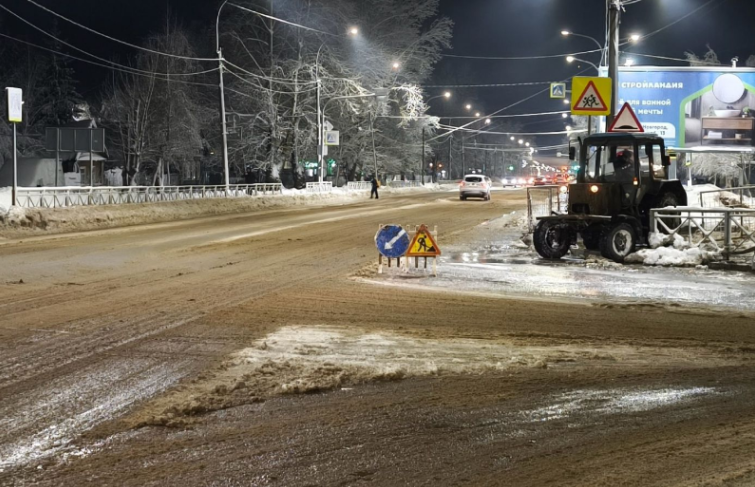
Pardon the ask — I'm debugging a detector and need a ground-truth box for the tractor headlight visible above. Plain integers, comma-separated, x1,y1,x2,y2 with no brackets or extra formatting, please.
590,185,599,194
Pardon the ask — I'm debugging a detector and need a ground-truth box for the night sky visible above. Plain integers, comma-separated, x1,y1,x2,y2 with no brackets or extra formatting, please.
1,0,752,149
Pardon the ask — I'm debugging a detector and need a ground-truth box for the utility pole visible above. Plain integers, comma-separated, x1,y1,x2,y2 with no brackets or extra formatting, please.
448,134,452,180
422,127,426,183
268,0,276,172
607,0,621,128
461,136,465,176
218,49,231,191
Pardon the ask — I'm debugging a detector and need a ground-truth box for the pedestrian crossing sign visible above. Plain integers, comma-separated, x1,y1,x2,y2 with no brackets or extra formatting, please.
406,225,441,257
571,77,611,116
550,82,566,99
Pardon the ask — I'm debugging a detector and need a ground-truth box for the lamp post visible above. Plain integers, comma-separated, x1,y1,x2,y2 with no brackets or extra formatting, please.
560,30,603,51
216,0,231,191
566,56,600,73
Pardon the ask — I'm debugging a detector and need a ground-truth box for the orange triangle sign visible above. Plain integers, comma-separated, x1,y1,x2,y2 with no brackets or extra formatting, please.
406,225,441,257
608,102,645,133
572,80,609,113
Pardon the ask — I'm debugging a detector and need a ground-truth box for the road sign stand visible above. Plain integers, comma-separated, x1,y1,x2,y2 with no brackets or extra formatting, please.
376,224,440,277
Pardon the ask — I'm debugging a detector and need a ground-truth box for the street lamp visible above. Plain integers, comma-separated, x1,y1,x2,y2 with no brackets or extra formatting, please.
510,136,515,141
485,118,491,125
348,27,359,36
518,139,524,145
566,55,600,73
392,61,400,70
475,112,481,117
443,91,451,99
560,30,603,50
562,113,568,118
625,58,634,67
629,33,641,42
465,104,472,111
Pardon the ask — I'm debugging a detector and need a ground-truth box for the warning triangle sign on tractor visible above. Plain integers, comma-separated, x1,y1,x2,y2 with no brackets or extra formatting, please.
406,225,441,258
608,102,645,133
572,80,609,113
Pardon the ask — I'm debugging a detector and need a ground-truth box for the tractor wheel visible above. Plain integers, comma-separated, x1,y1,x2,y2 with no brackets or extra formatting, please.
581,224,603,251
599,223,637,263
534,220,572,260
657,192,681,233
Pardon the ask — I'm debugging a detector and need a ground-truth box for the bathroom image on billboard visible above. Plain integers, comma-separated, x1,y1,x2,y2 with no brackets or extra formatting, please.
683,73,755,148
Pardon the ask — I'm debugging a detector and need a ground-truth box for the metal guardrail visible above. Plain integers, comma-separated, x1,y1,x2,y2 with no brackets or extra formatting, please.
526,185,566,232
346,181,371,191
16,184,283,209
650,207,755,259
698,186,755,209
305,182,333,193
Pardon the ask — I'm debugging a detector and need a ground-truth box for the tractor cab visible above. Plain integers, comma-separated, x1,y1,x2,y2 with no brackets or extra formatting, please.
534,132,687,263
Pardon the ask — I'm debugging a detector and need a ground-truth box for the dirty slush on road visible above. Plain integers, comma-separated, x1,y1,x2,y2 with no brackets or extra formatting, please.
3,192,755,486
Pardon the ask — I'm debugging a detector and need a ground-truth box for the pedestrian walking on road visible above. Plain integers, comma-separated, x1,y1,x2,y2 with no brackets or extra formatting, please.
371,176,380,199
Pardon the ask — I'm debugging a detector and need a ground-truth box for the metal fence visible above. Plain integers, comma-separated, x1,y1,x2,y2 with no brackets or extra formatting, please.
305,182,333,193
346,181,371,191
650,207,755,260
16,184,283,209
698,186,755,209
388,180,424,188
526,186,566,232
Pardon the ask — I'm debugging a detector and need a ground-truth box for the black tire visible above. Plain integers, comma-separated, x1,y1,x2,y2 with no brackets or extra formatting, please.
599,223,637,263
581,224,603,251
460,195,466,201
657,192,681,233
534,220,572,260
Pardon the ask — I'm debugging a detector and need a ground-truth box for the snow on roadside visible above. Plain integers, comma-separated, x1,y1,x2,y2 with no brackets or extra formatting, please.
0,185,443,236
626,232,721,267
0,187,10,215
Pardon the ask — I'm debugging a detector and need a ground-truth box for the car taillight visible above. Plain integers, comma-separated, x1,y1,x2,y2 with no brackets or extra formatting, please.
460,181,465,187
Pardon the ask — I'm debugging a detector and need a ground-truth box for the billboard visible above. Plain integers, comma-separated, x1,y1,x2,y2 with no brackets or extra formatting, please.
618,67,755,149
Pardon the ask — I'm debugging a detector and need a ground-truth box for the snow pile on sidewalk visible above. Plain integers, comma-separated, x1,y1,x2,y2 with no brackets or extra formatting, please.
0,187,10,215
626,232,721,267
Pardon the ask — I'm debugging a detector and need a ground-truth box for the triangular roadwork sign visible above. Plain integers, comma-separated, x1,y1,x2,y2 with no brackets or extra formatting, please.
406,225,441,257
572,80,609,113
608,102,645,133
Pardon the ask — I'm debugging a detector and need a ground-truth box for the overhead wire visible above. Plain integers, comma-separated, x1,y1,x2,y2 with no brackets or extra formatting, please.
439,48,603,61
0,32,218,87
23,0,219,62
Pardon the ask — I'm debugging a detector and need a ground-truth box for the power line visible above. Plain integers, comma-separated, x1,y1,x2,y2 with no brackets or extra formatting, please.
438,124,586,136
23,0,219,62
423,81,554,89
228,3,343,38
0,32,218,86
0,4,181,77
439,48,603,61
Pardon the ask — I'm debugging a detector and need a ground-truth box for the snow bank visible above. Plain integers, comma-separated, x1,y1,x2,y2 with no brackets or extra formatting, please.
625,247,709,266
684,184,721,208
626,232,721,267
0,186,438,237
0,187,10,215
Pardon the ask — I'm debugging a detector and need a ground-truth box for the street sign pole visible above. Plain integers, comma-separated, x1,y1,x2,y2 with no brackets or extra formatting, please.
12,122,17,206
6,87,23,207
607,0,621,127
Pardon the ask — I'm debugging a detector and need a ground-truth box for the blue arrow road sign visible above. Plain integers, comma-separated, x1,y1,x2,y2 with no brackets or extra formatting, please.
375,225,410,258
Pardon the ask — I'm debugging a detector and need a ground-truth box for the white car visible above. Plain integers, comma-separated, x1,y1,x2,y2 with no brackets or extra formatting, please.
459,175,492,201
